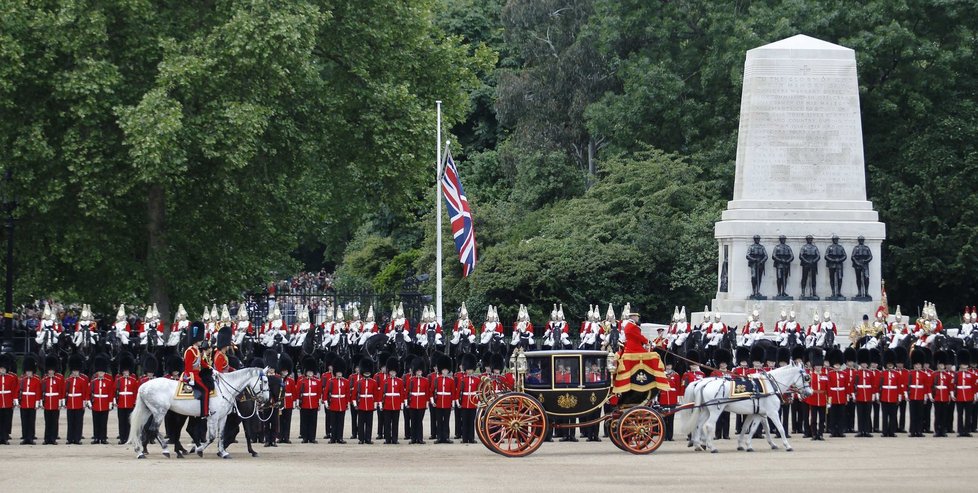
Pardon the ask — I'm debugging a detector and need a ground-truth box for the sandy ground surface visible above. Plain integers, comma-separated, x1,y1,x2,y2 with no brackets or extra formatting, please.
1,410,976,493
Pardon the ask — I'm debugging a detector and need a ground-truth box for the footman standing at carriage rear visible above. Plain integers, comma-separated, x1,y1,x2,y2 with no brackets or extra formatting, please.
89,354,114,444
116,352,139,444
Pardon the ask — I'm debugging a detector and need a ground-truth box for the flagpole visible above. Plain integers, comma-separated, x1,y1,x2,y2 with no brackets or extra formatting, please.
435,101,443,325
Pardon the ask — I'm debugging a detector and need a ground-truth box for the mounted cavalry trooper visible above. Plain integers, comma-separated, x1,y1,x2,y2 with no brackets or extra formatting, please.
215,304,233,342
543,304,571,350
329,305,348,349
419,306,444,350
579,305,603,350
480,305,505,348
206,305,220,343
232,303,252,346
913,302,943,349
705,312,728,350
387,303,412,344
291,304,313,350
806,310,836,349
360,305,380,346
957,307,976,343
510,304,534,350
182,322,213,418
347,305,365,348
667,306,690,351
451,303,476,349
112,305,132,346
739,307,764,348
262,302,290,348
168,304,190,349
35,302,62,350
73,304,99,350
887,306,910,348
139,304,163,348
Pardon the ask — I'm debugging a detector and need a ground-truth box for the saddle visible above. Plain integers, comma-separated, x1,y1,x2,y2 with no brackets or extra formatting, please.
728,377,768,398
174,383,216,400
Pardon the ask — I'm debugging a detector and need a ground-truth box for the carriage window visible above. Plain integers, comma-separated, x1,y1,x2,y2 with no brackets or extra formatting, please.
582,357,608,387
525,358,551,388
554,357,580,388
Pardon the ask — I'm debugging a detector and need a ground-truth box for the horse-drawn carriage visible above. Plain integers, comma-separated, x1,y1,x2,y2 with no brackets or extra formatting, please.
474,349,667,457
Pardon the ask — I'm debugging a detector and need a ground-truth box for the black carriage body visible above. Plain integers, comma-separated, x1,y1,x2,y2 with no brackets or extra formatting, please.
521,350,613,417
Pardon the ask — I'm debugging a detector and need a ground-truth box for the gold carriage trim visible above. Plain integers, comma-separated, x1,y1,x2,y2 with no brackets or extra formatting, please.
557,393,578,409
614,361,667,381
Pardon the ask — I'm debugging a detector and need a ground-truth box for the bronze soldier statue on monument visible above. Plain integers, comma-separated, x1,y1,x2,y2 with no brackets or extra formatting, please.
746,235,768,300
772,235,794,300
851,235,873,301
799,235,820,300
825,235,847,300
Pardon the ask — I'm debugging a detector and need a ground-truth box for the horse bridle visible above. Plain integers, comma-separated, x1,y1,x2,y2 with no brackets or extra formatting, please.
216,370,272,420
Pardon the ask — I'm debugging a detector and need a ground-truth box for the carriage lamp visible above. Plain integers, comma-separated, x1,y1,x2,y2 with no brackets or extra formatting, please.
516,350,528,374
606,351,617,373
509,351,517,373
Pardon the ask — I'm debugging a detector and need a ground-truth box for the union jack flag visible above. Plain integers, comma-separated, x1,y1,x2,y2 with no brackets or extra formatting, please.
441,150,477,276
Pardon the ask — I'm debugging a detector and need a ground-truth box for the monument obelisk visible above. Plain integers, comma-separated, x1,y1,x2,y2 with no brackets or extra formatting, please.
710,34,886,328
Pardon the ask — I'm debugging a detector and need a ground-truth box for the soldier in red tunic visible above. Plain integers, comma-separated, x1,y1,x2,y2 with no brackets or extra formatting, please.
380,357,405,444
825,349,849,438
852,349,877,437
353,358,379,444
431,355,456,444
658,355,681,441
115,352,139,444
931,350,954,437
405,356,431,444
907,349,932,437
64,353,89,445
182,322,212,417
0,352,17,444
457,354,480,444
954,349,975,437
16,355,41,444
805,349,828,440
297,356,322,443
879,349,905,437
346,355,360,440
88,354,114,444
41,355,64,445
326,358,350,444
277,355,295,443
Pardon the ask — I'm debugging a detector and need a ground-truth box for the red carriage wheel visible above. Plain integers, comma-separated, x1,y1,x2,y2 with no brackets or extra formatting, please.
480,393,549,457
614,406,665,455
608,418,628,452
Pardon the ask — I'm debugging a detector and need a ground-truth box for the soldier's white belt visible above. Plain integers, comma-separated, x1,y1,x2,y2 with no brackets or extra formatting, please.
93,394,108,398
358,394,374,398
856,385,872,388
909,385,924,389
830,387,845,391
435,392,452,395
302,392,318,397
119,392,133,395
462,392,477,396
958,386,971,389
22,391,35,396
409,392,426,396
68,393,82,397
881,386,897,389
384,393,400,397
44,392,58,397
0,390,10,394
935,386,947,389
329,394,345,398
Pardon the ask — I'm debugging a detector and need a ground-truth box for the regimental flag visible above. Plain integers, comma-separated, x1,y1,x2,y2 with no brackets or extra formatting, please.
441,150,477,276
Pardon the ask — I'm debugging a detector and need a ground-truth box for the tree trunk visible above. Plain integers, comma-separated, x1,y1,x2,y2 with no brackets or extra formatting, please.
147,184,172,322
586,136,597,189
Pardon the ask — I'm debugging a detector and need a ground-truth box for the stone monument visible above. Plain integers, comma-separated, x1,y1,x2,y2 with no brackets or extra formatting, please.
709,34,886,329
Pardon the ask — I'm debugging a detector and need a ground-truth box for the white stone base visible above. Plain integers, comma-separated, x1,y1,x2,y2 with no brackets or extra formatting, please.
704,299,880,332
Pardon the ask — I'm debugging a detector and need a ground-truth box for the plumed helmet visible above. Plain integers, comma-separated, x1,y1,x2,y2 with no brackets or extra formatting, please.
827,348,844,367
486,305,494,322
201,306,211,322
679,306,687,322
141,353,158,375
0,352,15,371
352,305,361,322
220,304,232,323
736,347,750,365
385,356,400,375
359,358,375,376
550,304,558,320
436,354,452,372
883,349,897,367
93,353,110,373
857,348,870,366
175,304,188,321
749,346,765,364
334,305,344,323
116,304,127,322
808,348,825,367
237,303,249,321
460,353,477,372
894,305,903,320
166,355,183,374
672,306,680,322
777,347,791,365
42,301,53,320
843,346,857,363
22,354,38,373
278,354,294,374
606,303,616,322
302,356,319,374
686,350,700,365
714,348,731,368
396,302,404,319
332,358,348,376
210,304,219,321
934,350,949,366
823,310,831,321
365,305,375,322
188,321,206,344
216,326,233,350
263,349,279,370
791,345,806,362
44,354,60,373
957,349,971,367
490,353,506,372
68,353,85,373
556,304,565,321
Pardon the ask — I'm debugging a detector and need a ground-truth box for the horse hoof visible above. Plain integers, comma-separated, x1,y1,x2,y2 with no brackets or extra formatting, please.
711,449,719,454
771,445,779,450
737,446,744,451
162,451,170,458
176,452,183,459
197,450,203,458
250,452,259,458
686,442,694,448
136,453,146,460
786,447,793,452
746,448,754,452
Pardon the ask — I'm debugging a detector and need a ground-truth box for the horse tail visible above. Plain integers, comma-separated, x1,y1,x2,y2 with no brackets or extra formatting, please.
127,390,150,447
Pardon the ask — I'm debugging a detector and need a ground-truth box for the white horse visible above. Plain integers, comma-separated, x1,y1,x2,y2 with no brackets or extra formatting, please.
127,368,270,459
676,364,813,453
